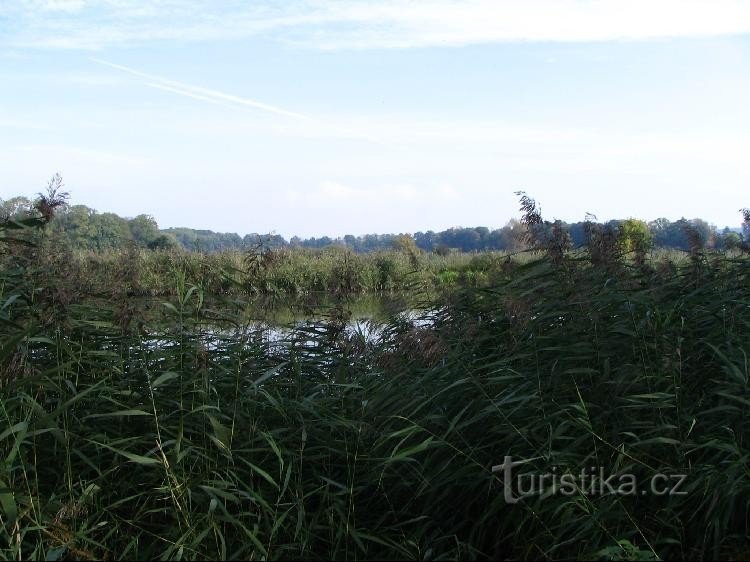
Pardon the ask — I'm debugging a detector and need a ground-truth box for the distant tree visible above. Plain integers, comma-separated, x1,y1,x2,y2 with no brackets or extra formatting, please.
721,231,742,250
392,234,421,267
414,230,437,252
52,205,95,248
461,228,482,251
499,219,528,251
55,208,123,250
618,219,653,254
649,218,695,250
147,234,179,250
689,218,717,249
128,214,161,247
90,213,132,249
566,222,587,248
392,234,418,253
672,218,693,250
649,218,672,247
474,226,490,249
741,208,750,242
265,234,287,250
0,196,33,220
486,229,505,250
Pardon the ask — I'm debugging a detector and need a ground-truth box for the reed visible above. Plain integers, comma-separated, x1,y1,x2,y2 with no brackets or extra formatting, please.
24,243,523,298
1,214,749,560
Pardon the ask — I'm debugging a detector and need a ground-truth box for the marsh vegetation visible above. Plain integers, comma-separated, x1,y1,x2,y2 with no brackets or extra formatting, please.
1,189,749,560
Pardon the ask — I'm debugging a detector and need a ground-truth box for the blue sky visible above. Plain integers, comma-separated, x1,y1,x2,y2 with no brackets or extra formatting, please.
1,1,750,237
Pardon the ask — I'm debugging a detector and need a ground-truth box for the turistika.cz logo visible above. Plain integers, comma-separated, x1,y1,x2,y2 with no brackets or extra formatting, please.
492,456,687,504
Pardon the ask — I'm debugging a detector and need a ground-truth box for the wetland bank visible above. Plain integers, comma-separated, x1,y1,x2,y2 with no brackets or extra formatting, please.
2,193,749,560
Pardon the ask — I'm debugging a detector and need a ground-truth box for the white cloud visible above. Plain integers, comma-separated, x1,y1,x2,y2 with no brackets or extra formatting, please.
5,0,750,50
286,0,750,50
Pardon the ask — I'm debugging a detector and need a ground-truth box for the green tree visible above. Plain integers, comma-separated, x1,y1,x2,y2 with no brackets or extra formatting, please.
392,234,418,254
721,231,742,250
54,205,96,248
618,219,653,255
90,212,132,249
128,214,161,247
147,233,179,250
499,219,528,251
0,196,33,219
689,218,717,249
392,234,421,267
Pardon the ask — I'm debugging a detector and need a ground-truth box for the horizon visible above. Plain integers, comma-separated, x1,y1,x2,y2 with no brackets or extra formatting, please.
5,186,745,240
2,1,750,238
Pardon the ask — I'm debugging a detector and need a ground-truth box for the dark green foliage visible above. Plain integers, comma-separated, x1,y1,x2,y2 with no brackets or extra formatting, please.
128,214,161,246
1,208,749,560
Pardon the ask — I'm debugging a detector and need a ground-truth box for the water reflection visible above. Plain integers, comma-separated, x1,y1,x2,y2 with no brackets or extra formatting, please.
131,291,435,352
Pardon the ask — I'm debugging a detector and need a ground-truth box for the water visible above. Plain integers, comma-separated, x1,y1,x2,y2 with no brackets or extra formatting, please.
123,291,436,352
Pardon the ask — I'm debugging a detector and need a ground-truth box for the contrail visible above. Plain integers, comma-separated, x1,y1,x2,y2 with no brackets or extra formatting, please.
90,57,313,121
89,57,389,146
144,82,240,109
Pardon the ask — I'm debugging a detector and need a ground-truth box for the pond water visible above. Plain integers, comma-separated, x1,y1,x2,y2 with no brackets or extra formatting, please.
122,291,437,349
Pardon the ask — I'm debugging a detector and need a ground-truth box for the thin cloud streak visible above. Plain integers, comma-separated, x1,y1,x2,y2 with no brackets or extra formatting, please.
90,58,312,121
89,57,389,146
144,82,248,110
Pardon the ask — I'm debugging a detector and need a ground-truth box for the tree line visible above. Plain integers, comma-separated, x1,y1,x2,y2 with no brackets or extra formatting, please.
1,189,747,254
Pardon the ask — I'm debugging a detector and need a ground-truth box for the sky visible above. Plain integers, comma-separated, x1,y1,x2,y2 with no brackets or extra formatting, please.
1,1,749,238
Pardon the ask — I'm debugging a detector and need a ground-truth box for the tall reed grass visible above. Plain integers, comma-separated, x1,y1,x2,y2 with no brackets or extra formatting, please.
1,217,749,560
29,245,514,298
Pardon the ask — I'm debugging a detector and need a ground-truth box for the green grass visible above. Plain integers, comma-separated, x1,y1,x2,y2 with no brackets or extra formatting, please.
1,219,749,560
